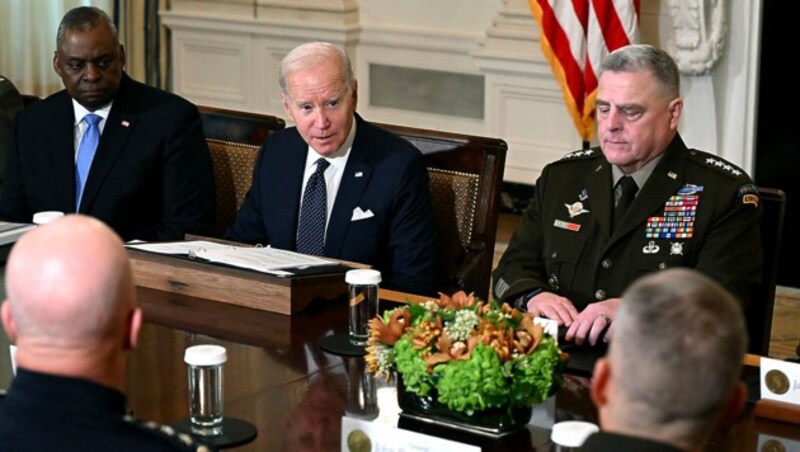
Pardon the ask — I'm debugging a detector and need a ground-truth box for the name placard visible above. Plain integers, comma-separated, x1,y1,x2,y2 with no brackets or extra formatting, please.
341,416,480,452
760,357,800,404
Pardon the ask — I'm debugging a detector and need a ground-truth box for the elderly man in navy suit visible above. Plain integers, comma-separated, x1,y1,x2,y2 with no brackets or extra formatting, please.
227,42,438,295
0,6,214,242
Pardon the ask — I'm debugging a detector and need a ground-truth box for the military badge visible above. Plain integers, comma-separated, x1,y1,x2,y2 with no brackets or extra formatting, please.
645,188,700,239
738,183,759,207
554,219,581,232
743,194,759,207
670,242,684,256
643,241,660,254
677,184,704,195
565,201,589,218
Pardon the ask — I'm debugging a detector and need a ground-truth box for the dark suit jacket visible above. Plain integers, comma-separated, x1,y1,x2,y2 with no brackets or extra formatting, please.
226,114,439,295
0,74,215,242
0,75,23,186
578,431,683,451
493,134,762,310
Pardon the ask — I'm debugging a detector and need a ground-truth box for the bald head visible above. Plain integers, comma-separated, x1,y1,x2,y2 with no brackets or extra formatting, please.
3,215,135,351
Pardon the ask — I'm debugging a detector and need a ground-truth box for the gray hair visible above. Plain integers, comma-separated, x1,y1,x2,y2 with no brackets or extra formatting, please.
279,42,355,96
610,268,746,436
600,44,680,98
56,6,118,49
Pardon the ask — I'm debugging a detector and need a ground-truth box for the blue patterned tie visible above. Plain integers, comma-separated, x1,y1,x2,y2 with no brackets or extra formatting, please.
296,158,330,255
75,113,101,209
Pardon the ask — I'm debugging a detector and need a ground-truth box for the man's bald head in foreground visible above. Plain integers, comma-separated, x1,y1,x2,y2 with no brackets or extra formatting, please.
1,215,141,391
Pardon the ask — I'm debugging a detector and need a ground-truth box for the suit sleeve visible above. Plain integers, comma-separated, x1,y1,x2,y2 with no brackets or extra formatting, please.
492,169,550,302
694,181,762,307
155,104,216,241
224,142,269,244
0,115,32,222
384,152,439,295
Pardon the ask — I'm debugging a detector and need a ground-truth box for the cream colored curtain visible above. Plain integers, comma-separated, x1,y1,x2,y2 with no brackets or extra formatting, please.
0,0,113,97
117,0,170,89
0,0,169,97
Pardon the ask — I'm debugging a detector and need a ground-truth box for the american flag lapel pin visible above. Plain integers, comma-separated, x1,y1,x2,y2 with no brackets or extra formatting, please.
121,120,130,127
355,171,363,178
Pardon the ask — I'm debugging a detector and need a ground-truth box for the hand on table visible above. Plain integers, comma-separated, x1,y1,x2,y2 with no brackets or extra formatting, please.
565,297,621,346
526,291,580,326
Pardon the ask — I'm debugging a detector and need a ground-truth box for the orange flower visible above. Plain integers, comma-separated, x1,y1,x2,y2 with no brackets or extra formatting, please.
368,309,411,346
436,290,477,310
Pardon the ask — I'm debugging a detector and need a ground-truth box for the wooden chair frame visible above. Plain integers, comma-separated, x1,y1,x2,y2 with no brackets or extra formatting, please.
375,123,508,301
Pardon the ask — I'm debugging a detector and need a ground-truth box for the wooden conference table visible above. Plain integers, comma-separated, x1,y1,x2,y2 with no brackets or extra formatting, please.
3,285,800,450
131,287,800,451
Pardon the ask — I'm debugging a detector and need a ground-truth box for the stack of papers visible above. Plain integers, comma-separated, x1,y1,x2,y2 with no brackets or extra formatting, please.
0,222,36,247
126,240,336,277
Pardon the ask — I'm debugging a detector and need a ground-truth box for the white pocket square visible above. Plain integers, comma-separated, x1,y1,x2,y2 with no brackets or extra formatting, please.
351,207,374,221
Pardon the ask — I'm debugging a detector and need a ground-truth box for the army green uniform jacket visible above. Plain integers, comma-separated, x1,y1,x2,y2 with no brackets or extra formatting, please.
493,135,762,310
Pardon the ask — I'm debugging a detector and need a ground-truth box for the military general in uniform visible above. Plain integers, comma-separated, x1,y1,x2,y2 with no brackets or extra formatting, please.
493,44,762,346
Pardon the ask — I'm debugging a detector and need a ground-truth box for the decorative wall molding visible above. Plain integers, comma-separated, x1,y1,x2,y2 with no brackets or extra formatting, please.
161,0,762,182
667,0,727,75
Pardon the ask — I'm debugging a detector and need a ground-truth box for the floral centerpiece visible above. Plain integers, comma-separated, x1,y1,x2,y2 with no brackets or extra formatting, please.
365,291,565,432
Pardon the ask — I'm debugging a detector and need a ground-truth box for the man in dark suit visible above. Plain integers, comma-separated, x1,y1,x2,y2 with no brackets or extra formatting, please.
0,6,214,242
0,215,213,451
227,42,438,295
582,269,747,451
0,75,24,187
493,45,762,345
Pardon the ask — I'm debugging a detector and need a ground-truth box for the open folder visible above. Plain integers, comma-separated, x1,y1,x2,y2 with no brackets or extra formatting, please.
126,240,349,277
0,221,36,247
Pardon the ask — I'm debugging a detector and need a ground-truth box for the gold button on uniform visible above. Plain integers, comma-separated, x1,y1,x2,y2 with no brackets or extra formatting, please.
658,262,667,270
601,258,613,269
595,289,606,300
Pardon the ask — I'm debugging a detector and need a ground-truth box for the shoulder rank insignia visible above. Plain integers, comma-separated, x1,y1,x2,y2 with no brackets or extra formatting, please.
703,156,743,176
560,149,596,160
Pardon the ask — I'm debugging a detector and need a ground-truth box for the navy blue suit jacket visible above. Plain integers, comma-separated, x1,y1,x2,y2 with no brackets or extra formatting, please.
226,114,439,295
0,74,215,241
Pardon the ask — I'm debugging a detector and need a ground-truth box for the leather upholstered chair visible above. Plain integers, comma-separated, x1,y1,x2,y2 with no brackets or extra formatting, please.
375,123,507,301
747,187,787,355
198,105,286,235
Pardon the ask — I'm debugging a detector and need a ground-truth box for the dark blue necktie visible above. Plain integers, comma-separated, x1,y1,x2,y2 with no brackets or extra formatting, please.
75,113,101,209
296,158,330,255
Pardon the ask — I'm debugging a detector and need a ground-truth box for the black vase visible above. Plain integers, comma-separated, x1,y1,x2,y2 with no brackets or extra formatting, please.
395,374,534,435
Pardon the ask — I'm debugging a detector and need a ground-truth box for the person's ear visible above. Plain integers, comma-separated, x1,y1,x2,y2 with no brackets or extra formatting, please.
125,307,142,350
118,44,126,70
590,357,611,408
668,97,683,130
281,92,295,123
53,52,63,77
351,80,358,110
1,301,18,343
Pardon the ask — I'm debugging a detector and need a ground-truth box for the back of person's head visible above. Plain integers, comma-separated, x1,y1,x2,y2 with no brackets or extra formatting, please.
278,41,355,95
600,44,680,99
56,6,118,49
593,268,747,449
1,215,139,387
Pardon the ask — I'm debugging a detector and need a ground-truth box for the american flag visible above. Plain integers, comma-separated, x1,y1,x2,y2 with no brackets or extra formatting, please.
529,0,640,142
